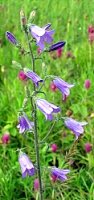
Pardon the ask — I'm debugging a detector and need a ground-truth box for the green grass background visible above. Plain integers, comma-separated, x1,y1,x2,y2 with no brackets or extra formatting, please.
0,0,94,199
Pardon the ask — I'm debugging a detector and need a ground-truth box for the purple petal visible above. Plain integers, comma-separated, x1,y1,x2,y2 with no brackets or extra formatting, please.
51,167,70,182
44,33,53,43
54,78,74,88
30,25,45,36
37,37,45,50
44,113,53,121
36,99,60,120
47,102,61,113
17,114,34,134
43,23,51,30
22,170,27,178
36,99,53,114
28,168,35,176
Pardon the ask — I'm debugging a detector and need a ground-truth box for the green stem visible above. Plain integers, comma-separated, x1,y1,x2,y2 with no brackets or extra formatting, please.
25,31,43,200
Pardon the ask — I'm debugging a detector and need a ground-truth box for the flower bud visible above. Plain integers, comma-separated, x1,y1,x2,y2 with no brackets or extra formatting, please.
51,144,58,152
6,31,18,45
18,71,27,81
49,41,66,52
34,178,39,191
50,82,57,92
84,79,91,89
20,10,26,27
85,143,92,153
1,132,10,144
88,25,94,33
29,10,36,21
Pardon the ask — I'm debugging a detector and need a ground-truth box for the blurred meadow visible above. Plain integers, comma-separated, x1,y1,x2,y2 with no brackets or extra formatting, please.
0,0,94,199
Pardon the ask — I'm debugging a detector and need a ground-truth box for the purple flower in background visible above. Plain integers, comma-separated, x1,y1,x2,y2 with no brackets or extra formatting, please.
1,132,10,144
50,82,57,92
84,79,91,89
36,98,60,120
34,178,39,191
85,143,92,153
49,41,66,52
18,71,27,81
17,114,34,134
19,152,35,178
51,167,70,182
51,144,58,152
29,24,54,50
6,31,18,45
53,78,74,100
64,118,87,140
24,69,43,86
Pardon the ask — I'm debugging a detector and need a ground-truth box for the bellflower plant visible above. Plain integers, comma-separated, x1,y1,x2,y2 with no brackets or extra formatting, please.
6,9,88,200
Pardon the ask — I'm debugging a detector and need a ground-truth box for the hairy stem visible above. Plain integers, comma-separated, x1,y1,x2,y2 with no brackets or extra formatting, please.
25,31,43,200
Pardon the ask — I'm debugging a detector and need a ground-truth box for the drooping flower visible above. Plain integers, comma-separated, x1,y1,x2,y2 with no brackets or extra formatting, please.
24,69,43,87
51,167,70,182
84,79,91,89
51,144,58,152
84,143,92,153
18,71,27,81
36,98,60,120
1,132,10,144
29,24,54,50
64,118,87,140
53,77,74,100
17,114,34,134
6,31,18,45
34,178,39,191
49,41,66,52
19,152,35,178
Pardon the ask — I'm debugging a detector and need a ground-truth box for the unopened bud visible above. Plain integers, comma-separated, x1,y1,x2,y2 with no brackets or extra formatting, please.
29,10,36,21
1,132,10,144
20,10,26,27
